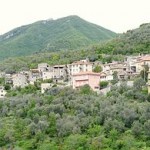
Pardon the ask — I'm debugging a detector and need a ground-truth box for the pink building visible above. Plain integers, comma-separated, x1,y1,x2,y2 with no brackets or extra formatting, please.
72,72,101,91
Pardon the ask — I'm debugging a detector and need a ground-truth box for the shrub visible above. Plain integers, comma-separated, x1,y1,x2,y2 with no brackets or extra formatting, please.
100,81,109,89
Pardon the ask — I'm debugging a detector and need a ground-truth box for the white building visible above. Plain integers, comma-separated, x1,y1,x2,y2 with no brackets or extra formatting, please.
100,72,113,81
38,63,49,72
42,71,53,80
68,60,93,75
42,67,53,80
106,74,113,81
0,86,7,98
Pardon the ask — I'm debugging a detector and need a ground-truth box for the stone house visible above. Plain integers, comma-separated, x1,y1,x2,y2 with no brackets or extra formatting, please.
102,62,127,80
38,63,49,72
12,73,28,88
42,67,53,80
42,71,53,80
29,69,41,84
110,63,127,73
53,65,67,79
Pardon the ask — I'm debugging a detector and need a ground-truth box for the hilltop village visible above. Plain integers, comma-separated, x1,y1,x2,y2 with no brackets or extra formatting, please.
0,54,150,98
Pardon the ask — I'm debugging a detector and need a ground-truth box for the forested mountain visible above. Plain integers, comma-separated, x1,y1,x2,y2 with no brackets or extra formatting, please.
0,15,116,60
95,23,150,55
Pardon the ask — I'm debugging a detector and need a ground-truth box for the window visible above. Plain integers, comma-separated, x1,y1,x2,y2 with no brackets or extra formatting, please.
94,86,99,89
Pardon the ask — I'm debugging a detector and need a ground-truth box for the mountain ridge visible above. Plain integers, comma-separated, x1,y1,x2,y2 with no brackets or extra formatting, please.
95,22,150,55
0,15,116,60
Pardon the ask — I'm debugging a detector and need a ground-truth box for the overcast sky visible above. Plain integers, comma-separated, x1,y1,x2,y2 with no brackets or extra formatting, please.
0,0,150,34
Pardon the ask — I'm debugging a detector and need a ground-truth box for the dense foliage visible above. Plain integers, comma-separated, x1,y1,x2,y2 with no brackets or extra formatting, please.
99,81,109,89
0,18,150,150
0,15,116,60
95,23,150,55
0,82,150,149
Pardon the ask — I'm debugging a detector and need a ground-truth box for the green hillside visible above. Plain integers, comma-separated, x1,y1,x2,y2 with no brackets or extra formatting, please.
95,23,150,55
0,15,116,60
0,84,150,149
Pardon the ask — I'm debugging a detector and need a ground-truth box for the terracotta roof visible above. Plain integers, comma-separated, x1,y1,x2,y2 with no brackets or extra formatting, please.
100,72,107,76
138,55,150,61
72,71,101,76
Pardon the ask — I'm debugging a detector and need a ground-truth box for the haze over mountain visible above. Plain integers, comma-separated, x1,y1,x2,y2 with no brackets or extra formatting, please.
0,15,116,60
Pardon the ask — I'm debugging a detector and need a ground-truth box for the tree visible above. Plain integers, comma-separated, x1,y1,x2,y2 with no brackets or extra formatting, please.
140,65,149,82
100,81,109,89
111,71,118,84
63,134,88,150
80,84,93,94
93,65,102,73
133,78,146,91
0,78,5,85
38,142,58,150
144,120,150,138
4,84,11,90
131,121,143,138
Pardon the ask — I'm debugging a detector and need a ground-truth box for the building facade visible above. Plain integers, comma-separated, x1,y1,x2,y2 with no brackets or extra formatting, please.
72,72,101,91
12,73,28,88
